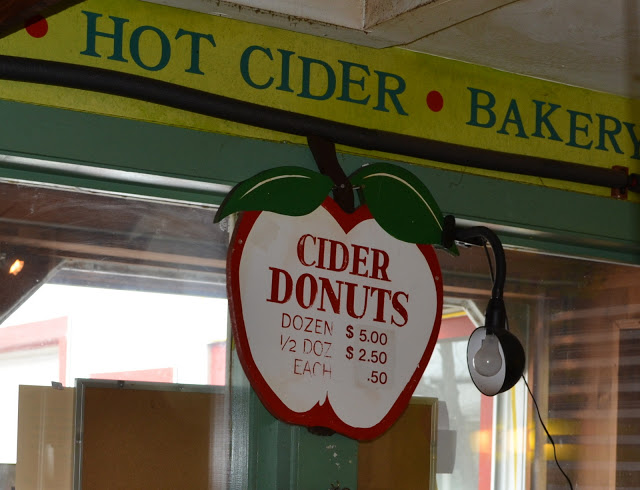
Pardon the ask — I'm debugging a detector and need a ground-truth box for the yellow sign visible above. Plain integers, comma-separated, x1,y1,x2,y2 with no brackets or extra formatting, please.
1,0,639,199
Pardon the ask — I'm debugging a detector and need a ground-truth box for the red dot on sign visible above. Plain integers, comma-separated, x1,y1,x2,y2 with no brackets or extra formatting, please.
25,16,48,38
426,90,444,112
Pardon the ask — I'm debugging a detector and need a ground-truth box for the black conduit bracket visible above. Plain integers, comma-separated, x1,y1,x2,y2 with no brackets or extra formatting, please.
443,214,507,309
612,165,630,200
0,54,638,197
307,136,355,213
454,224,506,301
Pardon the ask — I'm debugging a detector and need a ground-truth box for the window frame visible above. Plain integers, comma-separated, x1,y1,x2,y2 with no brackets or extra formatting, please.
1,98,639,489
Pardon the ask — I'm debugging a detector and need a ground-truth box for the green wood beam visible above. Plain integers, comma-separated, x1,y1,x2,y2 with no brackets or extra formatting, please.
0,99,638,264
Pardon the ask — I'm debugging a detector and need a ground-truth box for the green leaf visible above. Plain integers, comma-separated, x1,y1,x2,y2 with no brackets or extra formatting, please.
350,163,458,255
214,167,333,222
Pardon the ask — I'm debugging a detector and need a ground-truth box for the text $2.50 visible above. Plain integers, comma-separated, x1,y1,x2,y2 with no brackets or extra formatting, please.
345,347,387,364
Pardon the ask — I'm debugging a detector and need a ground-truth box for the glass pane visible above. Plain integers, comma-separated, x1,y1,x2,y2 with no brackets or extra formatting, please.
416,337,485,490
418,245,640,490
2,178,638,490
3,285,228,384
0,181,229,484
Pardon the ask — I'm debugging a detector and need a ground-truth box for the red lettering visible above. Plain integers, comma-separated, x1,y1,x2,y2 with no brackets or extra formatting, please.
317,237,328,269
391,291,409,326
293,359,331,377
371,248,391,281
328,239,349,272
303,338,313,354
318,277,342,313
267,267,293,304
297,234,317,266
281,312,291,328
295,273,318,309
345,281,370,319
369,287,392,323
303,339,333,357
295,234,392,282
294,358,303,375
292,315,304,330
350,244,370,277
312,362,322,376
324,342,332,358
304,317,314,332
271,266,406,325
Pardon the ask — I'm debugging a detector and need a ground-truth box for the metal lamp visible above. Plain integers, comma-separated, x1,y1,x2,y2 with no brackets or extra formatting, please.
451,223,526,396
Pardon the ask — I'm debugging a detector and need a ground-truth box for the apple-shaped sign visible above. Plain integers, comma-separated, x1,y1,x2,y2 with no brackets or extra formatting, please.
217,163,451,440
227,201,443,439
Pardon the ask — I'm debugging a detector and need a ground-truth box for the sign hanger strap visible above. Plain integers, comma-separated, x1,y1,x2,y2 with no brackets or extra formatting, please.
307,136,355,214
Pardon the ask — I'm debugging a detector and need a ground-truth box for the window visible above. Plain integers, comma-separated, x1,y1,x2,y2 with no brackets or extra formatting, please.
415,245,640,490
2,178,639,489
0,181,229,473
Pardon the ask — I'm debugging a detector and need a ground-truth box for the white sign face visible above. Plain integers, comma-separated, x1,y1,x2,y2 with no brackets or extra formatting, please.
228,198,443,440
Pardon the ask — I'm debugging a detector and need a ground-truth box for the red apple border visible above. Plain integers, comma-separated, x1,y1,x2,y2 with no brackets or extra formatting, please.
227,197,444,440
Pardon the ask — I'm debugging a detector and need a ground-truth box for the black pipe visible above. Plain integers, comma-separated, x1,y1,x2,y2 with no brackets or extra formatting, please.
455,225,508,335
455,226,506,300
0,54,636,193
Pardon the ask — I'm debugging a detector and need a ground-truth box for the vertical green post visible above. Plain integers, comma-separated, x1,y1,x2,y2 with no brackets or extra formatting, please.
232,349,358,489
292,426,358,490
248,395,359,489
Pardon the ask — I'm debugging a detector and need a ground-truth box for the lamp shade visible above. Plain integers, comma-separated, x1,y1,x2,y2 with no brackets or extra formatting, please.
467,326,525,396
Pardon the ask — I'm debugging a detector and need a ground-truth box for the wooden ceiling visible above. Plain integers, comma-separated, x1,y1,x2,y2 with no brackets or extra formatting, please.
0,181,228,321
0,0,81,38
0,181,227,270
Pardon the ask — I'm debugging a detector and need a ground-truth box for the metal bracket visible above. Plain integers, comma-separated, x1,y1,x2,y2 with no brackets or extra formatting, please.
307,136,355,213
611,165,629,200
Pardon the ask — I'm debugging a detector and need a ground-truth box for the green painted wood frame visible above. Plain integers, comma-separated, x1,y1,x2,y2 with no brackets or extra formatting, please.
1,98,639,489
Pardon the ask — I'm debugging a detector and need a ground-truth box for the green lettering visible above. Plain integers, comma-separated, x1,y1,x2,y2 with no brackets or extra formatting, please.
624,122,640,159
466,87,496,128
532,100,562,141
129,26,171,71
595,114,623,153
240,46,274,90
276,49,295,93
298,56,336,101
566,110,593,150
80,11,128,62
373,71,407,115
175,29,216,75
497,99,528,138
337,60,370,105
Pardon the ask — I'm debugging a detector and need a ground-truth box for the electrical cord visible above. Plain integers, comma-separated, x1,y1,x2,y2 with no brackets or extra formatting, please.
481,242,574,489
522,376,574,490
483,241,495,283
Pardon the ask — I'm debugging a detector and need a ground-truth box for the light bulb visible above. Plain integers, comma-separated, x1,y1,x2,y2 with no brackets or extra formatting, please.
473,333,502,377
9,259,24,276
